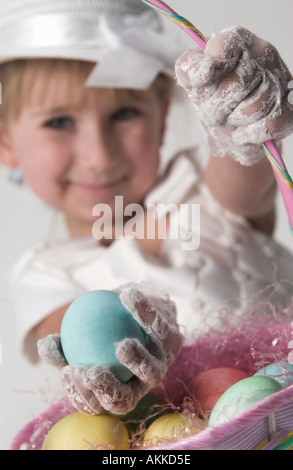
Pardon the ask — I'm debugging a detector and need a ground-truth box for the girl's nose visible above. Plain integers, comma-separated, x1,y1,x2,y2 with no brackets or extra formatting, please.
76,123,119,173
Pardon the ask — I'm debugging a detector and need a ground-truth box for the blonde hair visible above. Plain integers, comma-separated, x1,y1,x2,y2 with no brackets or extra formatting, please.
0,58,174,124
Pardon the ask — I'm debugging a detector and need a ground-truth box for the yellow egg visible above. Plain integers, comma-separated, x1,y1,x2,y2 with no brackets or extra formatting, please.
143,412,204,447
42,412,129,450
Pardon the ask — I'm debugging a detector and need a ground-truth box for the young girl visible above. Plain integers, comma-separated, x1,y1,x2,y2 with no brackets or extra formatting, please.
2,0,293,414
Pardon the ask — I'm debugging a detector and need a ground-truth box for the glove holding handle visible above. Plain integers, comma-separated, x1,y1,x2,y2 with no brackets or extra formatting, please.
175,26,293,166
38,283,183,415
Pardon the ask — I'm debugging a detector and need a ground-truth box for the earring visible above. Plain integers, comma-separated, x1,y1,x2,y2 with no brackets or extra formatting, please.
9,168,24,185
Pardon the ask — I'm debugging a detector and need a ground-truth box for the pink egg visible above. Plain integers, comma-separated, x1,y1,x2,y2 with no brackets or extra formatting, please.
187,367,249,416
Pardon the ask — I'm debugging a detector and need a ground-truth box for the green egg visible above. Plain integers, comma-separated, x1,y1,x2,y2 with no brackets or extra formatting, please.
208,376,282,427
111,392,162,433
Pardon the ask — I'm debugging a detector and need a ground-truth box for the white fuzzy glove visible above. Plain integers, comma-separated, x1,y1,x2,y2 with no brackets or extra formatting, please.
175,26,293,166
37,283,183,415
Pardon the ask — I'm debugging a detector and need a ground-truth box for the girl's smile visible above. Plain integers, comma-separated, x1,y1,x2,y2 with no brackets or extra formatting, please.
68,174,130,199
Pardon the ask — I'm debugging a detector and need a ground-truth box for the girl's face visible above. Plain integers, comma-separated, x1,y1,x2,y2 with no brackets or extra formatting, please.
2,68,169,237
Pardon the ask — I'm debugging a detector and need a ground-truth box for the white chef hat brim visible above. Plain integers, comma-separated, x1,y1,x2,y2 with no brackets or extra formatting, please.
0,0,185,90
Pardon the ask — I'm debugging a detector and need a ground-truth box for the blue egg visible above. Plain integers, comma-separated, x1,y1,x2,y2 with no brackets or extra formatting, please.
60,290,146,382
254,362,293,388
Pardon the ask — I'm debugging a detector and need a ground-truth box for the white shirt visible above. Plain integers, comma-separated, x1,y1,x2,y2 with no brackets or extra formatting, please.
7,148,293,361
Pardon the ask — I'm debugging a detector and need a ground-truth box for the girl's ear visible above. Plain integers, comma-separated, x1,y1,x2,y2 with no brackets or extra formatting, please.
0,125,18,168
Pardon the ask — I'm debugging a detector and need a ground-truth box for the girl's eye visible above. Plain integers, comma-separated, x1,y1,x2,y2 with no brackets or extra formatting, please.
112,108,139,121
44,117,74,130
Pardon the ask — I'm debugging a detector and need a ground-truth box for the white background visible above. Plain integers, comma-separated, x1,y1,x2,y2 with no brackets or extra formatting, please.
1,0,293,450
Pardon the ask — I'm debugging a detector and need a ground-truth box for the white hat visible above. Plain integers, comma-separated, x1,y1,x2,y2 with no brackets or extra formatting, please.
0,0,184,89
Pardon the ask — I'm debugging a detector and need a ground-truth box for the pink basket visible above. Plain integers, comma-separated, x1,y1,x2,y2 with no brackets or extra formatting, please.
8,375,293,451
9,298,293,450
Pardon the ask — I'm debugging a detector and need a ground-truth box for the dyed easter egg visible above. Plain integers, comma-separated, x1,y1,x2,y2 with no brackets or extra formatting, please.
143,412,204,446
187,367,249,415
42,413,129,450
60,290,146,382
208,376,282,427
254,362,293,388
112,392,162,432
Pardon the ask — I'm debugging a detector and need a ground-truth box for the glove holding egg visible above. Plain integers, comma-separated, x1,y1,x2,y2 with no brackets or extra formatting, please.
38,284,183,416
60,289,147,383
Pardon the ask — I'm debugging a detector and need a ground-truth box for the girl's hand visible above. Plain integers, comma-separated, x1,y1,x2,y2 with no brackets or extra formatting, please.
37,283,183,415
175,26,293,166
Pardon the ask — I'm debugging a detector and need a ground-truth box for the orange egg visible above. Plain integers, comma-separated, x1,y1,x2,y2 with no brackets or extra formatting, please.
187,367,249,415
